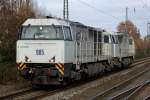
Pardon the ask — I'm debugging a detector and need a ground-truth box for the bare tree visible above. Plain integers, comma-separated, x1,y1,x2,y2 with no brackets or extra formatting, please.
117,20,144,53
0,0,37,61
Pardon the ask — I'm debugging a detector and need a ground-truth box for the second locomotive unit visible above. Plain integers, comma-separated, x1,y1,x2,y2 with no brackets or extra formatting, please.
16,18,135,85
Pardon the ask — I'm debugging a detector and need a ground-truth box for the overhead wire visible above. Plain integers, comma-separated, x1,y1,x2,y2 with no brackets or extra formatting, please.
140,0,150,12
77,0,121,21
76,0,148,36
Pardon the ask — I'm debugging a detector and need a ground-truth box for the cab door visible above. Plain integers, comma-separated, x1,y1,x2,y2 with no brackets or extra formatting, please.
63,26,74,63
111,35,120,58
102,34,112,57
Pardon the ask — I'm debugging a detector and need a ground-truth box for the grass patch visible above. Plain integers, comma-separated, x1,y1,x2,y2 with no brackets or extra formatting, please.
135,50,150,60
0,62,25,84
0,55,2,63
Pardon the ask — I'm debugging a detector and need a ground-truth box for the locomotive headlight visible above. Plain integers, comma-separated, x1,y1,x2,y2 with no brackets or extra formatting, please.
49,56,55,63
25,56,31,62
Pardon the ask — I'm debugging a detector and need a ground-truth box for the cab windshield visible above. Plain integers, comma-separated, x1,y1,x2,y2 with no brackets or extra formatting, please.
21,25,64,40
117,35,123,43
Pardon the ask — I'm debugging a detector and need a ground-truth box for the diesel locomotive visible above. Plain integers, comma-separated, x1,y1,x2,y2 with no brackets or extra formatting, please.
16,18,135,85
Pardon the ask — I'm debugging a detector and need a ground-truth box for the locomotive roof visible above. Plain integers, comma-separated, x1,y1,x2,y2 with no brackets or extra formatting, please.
102,32,130,36
70,22,87,28
22,18,104,32
22,18,70,26
70,22,104,32
115,32,126,35
102,32,115,35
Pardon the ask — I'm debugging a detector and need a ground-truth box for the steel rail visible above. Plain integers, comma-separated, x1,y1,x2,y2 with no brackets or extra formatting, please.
130,57,150,67
110,81,150,100
126,80,150,100
144,95,150,100
109,85,140,100
89,59,150,100
0,88,34,100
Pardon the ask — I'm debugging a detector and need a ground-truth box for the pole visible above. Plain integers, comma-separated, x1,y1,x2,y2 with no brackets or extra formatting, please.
146,23,150,55
67,0,69,20
63,0,65,19
125,7,128,33
125,7,129,56
63,0,69,21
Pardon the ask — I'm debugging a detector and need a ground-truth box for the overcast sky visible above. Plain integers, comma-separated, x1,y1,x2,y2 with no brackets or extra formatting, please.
36,0,150,37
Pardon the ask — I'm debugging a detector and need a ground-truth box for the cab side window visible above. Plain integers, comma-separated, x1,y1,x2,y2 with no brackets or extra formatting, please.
64,27,72,41
98,32,102,42
111,35,115,44
104,35,109,43
129,39,133,45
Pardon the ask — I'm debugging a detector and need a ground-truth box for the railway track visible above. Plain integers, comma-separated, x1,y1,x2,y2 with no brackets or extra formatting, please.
0,86,64,100
130,57,150,67
144,95,150,100
0,57,150,100
0,80,92,100
0,88,34,100
89,57,150,100
110,85,140,100
90,67,150,100
126,80,150,100
109,81,150,100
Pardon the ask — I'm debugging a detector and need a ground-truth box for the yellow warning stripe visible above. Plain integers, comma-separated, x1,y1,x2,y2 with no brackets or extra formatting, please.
17,63,23,70
55,65,64,76
58,64,64,71
18,63,27,70
19,63,24,68
20,65,27,70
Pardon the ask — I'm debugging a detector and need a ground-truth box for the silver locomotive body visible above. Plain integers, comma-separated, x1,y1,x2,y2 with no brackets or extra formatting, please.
16,18,135,85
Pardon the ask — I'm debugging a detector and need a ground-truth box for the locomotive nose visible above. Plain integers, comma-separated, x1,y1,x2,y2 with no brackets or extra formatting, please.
16,40,64,64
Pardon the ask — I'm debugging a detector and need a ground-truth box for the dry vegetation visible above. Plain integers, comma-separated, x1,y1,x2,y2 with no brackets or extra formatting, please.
0,0,36,61
117,20,150,59
0,0,38,84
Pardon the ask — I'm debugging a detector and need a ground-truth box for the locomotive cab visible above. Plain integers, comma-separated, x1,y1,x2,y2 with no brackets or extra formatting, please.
16,18,74,85
102,32,120,58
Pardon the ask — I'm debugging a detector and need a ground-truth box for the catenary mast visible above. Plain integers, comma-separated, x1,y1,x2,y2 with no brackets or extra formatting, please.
63,0,69,21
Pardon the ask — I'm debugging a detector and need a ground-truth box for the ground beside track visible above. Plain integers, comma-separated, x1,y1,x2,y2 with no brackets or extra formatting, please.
0,62,30,96
0,82,31,97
